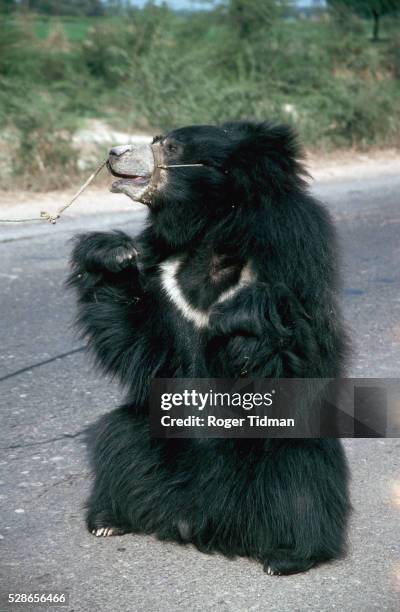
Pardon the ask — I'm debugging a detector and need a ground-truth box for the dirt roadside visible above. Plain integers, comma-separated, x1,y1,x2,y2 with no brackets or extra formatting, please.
307,148,400,182
0,149,399,221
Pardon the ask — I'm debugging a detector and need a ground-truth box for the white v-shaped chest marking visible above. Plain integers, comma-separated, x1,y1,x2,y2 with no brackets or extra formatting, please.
159,256,254,329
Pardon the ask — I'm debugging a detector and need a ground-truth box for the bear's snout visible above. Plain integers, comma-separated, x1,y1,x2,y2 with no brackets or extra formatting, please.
109,144,133,157
107,142,154,202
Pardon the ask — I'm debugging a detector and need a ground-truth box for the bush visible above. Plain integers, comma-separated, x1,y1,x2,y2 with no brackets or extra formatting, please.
299,80,400,149
8,93,78,190
0,8,399,190
385,33,400,78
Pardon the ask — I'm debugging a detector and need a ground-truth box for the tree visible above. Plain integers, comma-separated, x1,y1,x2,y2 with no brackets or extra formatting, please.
328,1,400,41
224,0,280,38
0,0,16,12
27,0,104,16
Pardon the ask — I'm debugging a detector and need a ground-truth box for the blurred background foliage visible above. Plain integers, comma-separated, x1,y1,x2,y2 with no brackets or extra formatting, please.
0,0,399,189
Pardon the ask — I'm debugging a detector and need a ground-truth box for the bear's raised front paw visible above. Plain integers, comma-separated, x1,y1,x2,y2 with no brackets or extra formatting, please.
71,231,138,275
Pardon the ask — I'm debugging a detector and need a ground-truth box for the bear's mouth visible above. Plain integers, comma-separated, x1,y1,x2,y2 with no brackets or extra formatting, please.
107,162,151,187
106,142,155,202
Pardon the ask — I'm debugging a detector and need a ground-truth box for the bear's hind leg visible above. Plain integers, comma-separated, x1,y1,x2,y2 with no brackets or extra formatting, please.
85,406,171,539
257,439,350,575
85,407,143,538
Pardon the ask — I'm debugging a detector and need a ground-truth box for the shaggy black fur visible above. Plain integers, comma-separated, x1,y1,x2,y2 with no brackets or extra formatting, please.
68,121,350,575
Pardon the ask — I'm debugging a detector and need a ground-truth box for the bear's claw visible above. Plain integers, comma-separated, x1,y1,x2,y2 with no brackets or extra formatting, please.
91,526,125,537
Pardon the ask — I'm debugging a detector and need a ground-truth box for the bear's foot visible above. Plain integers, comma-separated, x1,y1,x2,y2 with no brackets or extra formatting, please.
87,508,129,537
264,551,315,576
91,526,126,537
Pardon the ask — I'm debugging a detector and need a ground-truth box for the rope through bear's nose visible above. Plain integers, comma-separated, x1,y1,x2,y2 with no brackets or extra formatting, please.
157,164,204,169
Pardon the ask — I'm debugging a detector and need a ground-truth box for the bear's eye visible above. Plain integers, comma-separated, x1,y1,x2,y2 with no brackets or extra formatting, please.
166,142,177,153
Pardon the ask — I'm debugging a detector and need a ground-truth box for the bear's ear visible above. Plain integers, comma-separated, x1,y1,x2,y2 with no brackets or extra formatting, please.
221,121,307,200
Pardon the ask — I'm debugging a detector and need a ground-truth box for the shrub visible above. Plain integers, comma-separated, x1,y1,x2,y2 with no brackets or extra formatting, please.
1,8,399,191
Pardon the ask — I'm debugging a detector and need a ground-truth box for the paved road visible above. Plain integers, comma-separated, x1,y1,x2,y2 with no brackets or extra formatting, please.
0,176,399,611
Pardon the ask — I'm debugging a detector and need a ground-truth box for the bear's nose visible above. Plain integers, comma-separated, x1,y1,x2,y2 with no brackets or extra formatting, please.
109,145,132,157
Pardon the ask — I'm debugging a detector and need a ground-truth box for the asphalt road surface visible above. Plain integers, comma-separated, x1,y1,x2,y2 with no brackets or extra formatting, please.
1,175,399,611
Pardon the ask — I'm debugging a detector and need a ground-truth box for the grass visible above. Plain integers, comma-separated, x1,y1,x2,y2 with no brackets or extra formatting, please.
0,8,399,190
33,15,126,41
34,17,93,41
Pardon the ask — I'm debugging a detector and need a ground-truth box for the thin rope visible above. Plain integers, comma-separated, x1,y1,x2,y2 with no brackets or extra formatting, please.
0,160,205,224
0,160,106,224
157,164,204,169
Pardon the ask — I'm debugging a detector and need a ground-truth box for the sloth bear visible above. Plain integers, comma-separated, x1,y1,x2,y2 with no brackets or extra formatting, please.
68,121,350,575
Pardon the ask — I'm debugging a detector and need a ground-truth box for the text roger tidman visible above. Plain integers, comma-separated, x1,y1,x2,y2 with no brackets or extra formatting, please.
159,390,295,429
160,415,295,429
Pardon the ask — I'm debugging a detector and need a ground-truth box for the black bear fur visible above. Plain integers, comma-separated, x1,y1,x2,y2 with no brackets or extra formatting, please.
68,121,350,575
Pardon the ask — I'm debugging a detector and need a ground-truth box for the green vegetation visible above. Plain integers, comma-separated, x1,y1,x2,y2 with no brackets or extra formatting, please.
328,0,400,41
0,2,399,190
